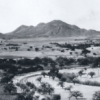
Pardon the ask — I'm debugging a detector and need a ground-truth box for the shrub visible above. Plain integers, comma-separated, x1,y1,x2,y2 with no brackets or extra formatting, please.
88,72,95,78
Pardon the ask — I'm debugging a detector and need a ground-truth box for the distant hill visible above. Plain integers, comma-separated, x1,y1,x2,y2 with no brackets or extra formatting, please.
2,20,100,38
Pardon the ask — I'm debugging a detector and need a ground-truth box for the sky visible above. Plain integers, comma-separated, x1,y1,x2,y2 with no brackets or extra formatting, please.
0,0,100,33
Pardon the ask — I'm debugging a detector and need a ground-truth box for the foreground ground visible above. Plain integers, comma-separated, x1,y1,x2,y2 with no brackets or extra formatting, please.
13,68,100,100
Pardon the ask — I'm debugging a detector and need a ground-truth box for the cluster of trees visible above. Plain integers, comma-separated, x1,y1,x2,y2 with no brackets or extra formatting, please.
0,56,100,85
0,56,100,70
6,43,19,46
77,57,100,66
52,42,100,50
52,42,92,50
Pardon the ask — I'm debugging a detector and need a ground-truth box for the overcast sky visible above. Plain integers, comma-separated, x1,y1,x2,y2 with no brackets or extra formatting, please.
0,0,100,33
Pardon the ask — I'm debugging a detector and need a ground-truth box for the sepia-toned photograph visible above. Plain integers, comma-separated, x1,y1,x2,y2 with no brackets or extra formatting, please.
0,0,100,100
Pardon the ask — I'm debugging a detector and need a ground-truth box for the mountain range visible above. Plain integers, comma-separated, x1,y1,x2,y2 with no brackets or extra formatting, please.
1,20,100,38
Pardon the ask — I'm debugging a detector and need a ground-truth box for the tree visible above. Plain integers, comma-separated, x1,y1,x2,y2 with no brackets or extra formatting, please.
64,85,73,92
70,52,72,55
69,91,83,100
47,84,54,95
81,49,90,57
48,72,51,78
16,90,35,100
33,96,40,100
78,70,84,77
56,73,63,79
52,94,61,100
37,82,54,95
93,53,97,56
26,82,36,90
77,58,89,65
29,83,37,90
41,72,47,78
88,72,95,78
60,77,66,82
68,73,78,81
84,68,87,71
72,78,79,85
36,77,42,83
51,73,56,80
93,91,100,100
38,82,47,94
20,84,28,92
26,82,32,87
15,94,25,100
0,74,14,83
4,83,17,94
35,48,39,51
25,95,33,100
58,81,64,88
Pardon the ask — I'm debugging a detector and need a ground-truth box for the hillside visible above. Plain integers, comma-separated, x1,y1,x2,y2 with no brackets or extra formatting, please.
2,20,100,38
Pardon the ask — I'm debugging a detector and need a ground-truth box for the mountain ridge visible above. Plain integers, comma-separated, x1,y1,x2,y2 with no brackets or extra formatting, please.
1,20,100,38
